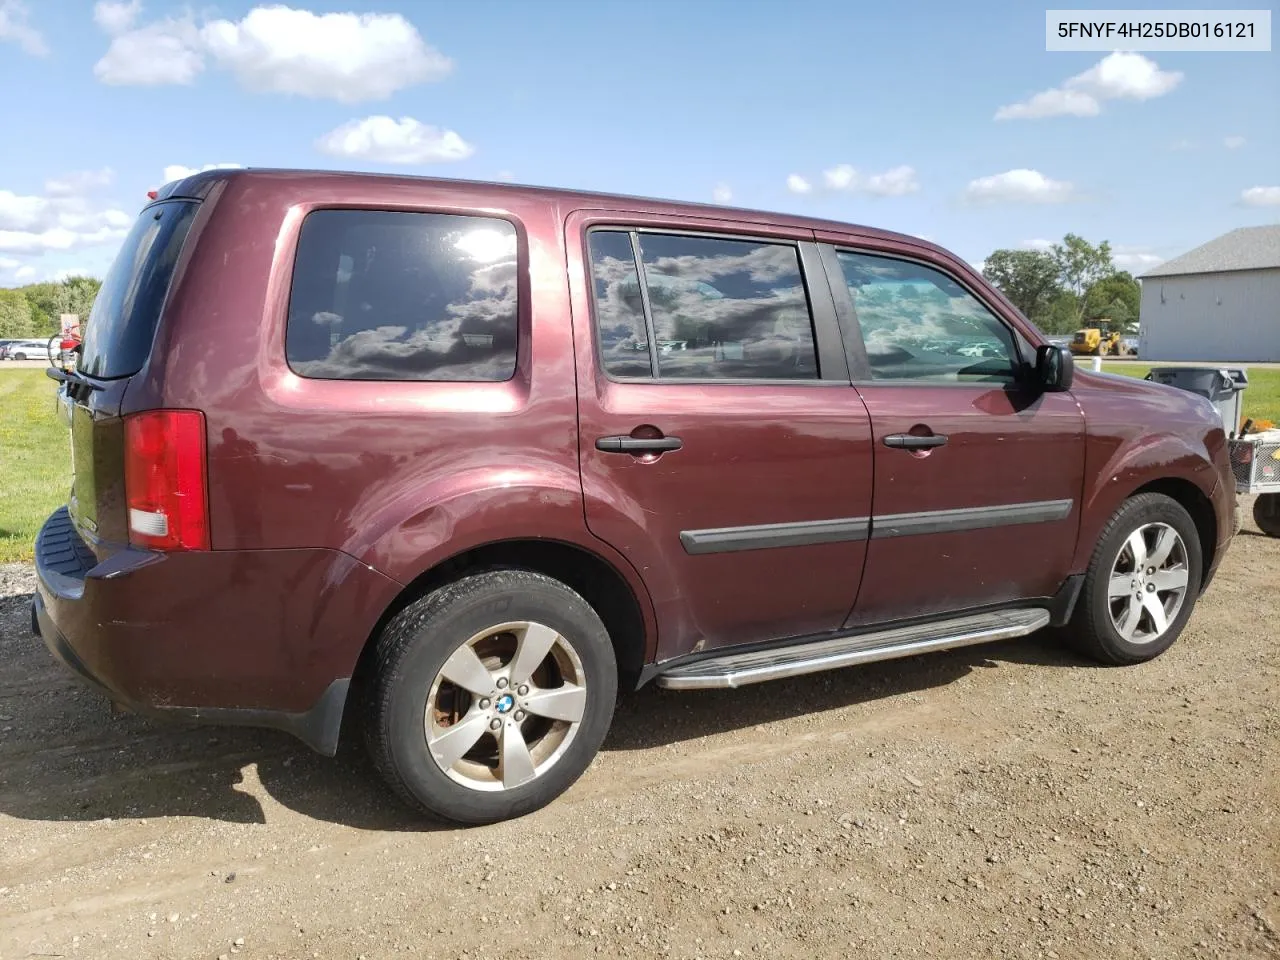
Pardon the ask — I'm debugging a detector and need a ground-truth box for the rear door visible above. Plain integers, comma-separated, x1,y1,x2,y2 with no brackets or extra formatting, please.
66,199,201,556
566,210,874,661
816,238,1086,626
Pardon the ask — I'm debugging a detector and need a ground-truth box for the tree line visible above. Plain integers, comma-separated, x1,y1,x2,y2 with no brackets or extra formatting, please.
981,234,1141,336
0,276,103,339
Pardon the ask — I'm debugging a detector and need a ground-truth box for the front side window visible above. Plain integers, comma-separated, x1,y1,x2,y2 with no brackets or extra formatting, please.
286,210,518,382
836,251,1018,383
586,229,819,380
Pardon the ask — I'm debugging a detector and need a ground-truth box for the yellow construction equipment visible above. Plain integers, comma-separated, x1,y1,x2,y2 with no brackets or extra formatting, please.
1069,320,1124,356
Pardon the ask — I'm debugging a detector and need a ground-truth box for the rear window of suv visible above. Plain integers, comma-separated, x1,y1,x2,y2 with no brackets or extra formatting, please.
79,200,199,380
285,210,519,382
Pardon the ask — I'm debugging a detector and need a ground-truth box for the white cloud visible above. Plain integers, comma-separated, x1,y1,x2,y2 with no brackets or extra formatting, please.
315,116,473,164
1241,186,1280,207
93,0,140,33
814,164,920,196
963,169,1075,204
45,168,115,197
1023,238,1055,251
823,165,856,190
1113,249,1165,271
786,174,813,195
0,256,19,270
161,162,243,184
0,174,131,254
94,14,204,86
1169,138,1197,151
0,0,46,55
14,265,36,280
202,6,451,102
864,165,920,197
712,183,733,204
92,4,450,102
995,52,1182,120
1224,135,1246,150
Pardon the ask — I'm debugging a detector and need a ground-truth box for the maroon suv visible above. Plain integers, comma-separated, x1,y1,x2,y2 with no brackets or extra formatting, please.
33,169,1235,824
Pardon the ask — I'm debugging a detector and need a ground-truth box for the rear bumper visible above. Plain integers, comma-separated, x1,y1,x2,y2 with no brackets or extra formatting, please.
32,507,400,754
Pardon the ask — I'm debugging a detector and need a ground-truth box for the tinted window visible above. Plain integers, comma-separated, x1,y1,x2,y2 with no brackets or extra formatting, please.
588,231,652,377
586,230,818,380
836,251,1018,382
286,210,518,382
79,200,199,379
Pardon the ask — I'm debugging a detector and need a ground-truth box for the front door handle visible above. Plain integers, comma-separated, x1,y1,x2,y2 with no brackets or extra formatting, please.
596,435,683,453
883,433,948,450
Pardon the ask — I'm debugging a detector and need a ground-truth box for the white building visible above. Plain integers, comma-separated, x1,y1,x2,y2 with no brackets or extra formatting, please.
1139,224,1280,362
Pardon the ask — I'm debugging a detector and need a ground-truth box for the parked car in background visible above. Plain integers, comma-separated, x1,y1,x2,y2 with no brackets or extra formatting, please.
1,338,51,360
34,169,1236,825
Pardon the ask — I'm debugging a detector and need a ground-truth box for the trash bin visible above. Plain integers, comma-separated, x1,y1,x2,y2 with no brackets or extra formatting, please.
1144,367,1248,437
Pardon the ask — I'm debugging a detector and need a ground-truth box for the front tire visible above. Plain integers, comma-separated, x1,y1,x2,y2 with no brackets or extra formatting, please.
1069,493,1202,665
365,570,618,824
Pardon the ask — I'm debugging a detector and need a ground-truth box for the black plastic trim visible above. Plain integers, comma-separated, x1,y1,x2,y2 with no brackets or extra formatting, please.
870,499,1073,540
680,516,870,555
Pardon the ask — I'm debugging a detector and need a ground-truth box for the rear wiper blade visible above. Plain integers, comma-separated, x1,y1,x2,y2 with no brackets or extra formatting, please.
46,366,103,391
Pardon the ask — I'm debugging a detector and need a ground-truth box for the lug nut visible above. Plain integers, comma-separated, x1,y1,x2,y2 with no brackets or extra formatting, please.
496,677,509,689
479,698,491,710
489,718,502,731
517,684,529,696
514,710,526,722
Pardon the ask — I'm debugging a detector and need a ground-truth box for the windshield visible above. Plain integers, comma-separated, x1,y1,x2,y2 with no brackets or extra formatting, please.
79,200,199,379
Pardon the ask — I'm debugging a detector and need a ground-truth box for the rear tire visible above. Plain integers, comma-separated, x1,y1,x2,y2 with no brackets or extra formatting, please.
1255,494,1280,538
1068,493,1202,665
365,570,617,824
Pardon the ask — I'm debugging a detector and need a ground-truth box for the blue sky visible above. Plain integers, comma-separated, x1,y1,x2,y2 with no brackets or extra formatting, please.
1,0,1276,286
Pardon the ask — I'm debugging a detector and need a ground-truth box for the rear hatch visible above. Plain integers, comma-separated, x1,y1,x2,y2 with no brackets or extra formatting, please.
65,199,200,559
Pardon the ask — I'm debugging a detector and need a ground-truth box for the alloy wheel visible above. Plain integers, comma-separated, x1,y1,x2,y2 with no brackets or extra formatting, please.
1106,522,1190,645
424,621,587,791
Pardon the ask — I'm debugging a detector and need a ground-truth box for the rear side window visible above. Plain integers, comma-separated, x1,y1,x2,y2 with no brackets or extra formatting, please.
79,200,199,379
286,210,518,382
586,229,818,381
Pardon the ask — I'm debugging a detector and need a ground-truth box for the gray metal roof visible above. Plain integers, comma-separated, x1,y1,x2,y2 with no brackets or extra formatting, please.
1141,224,1280,278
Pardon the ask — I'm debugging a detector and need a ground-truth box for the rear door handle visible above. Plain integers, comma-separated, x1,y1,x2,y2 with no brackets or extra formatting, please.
596,435,683,453
883,434,948,450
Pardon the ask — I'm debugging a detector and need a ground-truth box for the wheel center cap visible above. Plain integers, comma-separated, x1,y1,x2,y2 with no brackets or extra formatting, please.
494,693,516,714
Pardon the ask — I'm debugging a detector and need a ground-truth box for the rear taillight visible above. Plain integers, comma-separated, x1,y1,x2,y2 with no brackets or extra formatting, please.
124,410,210,551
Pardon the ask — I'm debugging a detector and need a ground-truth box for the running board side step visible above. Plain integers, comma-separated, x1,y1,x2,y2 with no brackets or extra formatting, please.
656,609,1051,690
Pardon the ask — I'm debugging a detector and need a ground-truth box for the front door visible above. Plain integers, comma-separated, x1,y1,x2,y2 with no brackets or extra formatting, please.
566,212,874,660
818,241,1086,627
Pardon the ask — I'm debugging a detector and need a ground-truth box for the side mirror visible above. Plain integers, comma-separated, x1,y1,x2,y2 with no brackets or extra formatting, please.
1035,344,1074,392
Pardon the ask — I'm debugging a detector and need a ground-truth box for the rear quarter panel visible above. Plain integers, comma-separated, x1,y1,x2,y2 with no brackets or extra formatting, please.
132,173,658,673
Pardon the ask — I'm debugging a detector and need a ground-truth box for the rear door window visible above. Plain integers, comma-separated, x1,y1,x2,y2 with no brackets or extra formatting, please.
586,229,819,381
285,210,519,382
78,200,199,380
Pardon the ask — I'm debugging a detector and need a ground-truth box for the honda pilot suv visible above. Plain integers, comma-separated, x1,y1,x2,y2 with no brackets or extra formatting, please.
33,169,1235,824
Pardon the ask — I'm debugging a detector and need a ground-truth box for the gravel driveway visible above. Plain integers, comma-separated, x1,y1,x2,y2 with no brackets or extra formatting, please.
1,505,1277,960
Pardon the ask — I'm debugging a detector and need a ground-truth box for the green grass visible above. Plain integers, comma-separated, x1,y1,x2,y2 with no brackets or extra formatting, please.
0,370,70,563
1102,362,1280,426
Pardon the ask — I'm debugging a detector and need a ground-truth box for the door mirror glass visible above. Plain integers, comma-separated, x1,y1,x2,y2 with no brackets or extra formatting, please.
1036,344,1074,392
